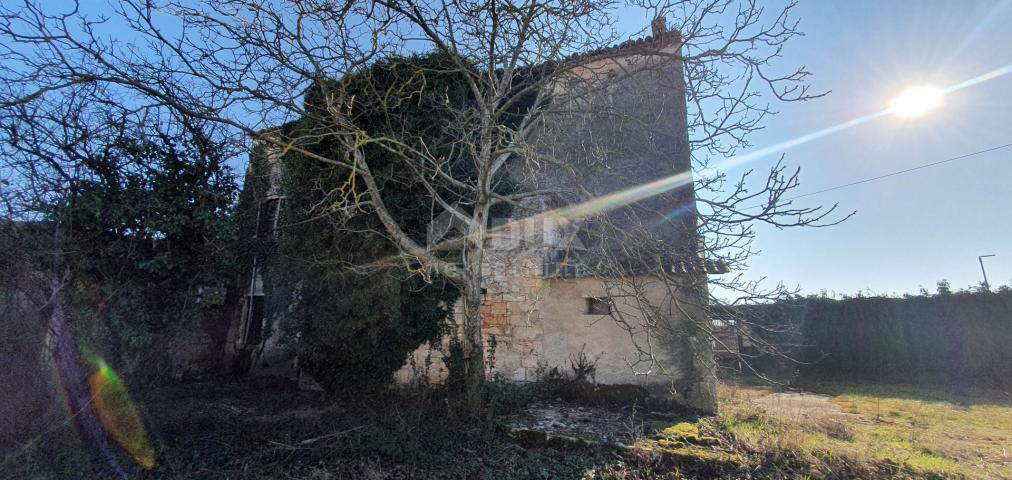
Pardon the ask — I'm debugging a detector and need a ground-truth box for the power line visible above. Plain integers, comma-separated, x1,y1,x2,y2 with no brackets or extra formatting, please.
746,142,1012,209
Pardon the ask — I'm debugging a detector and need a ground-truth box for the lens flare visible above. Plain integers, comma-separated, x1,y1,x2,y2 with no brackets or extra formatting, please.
89,360,155,470
943,63,1012,94
659,203,697,223
47,289,128,479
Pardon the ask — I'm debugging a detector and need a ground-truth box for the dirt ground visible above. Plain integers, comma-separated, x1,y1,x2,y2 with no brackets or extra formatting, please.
504,401,693,446
752,391,855,423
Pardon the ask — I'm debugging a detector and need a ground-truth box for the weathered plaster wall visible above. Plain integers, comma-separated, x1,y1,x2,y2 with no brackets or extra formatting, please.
395,233,716,411
540,278,680,389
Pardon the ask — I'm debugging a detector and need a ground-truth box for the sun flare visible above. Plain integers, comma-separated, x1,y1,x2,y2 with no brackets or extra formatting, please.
889,85,944,117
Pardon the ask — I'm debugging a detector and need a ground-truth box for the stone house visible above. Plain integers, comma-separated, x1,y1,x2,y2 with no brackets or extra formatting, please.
224,19,727,411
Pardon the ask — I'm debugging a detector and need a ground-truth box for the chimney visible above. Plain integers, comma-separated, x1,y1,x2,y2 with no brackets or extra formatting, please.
651,16,667,37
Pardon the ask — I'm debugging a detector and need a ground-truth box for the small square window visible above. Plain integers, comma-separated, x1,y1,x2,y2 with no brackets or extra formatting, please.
585,297,611,315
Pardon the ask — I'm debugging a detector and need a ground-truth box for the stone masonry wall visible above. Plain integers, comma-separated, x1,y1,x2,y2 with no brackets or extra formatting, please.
396,219,549,384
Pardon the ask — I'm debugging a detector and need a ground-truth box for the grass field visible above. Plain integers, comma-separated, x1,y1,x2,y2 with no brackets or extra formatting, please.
4,379,1011,479
718,382,1012,479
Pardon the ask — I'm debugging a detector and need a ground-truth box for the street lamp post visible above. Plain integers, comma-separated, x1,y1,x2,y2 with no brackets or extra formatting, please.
978,254,996,291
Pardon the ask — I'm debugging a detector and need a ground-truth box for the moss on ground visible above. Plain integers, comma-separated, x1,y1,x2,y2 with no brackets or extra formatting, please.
630,419,747,472
660,422,711,443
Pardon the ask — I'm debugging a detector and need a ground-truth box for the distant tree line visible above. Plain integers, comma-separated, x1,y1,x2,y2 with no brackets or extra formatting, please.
728,283,1012,387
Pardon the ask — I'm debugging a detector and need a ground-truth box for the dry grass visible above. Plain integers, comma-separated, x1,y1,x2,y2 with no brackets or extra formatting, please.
718,382,1012,479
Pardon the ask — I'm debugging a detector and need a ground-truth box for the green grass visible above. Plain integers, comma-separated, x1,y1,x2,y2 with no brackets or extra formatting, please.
718,382,1012,479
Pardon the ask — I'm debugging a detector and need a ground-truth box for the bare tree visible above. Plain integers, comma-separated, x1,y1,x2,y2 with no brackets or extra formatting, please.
1,0,845,412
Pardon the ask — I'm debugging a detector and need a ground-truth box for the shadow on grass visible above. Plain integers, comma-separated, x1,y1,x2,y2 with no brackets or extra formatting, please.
724,373,1012,408
795,380,1012,409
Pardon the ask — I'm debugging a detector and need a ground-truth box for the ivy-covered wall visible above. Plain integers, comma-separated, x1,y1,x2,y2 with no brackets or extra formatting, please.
234,52,526,391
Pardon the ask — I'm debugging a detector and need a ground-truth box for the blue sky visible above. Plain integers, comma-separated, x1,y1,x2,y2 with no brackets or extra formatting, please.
741,0,1012,295
625,0,1012,296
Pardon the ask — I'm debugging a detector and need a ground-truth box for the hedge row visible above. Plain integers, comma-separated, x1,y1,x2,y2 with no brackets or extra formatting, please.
739,289,1012,385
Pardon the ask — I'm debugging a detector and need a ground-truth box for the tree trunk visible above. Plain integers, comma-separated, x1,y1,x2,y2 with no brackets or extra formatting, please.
460,239,485,414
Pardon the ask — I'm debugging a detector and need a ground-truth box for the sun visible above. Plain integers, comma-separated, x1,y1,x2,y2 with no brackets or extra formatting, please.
888,85,944,117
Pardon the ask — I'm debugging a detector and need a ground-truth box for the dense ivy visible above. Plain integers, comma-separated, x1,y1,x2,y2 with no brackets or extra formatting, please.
62,130,238,374
257,53,523,391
